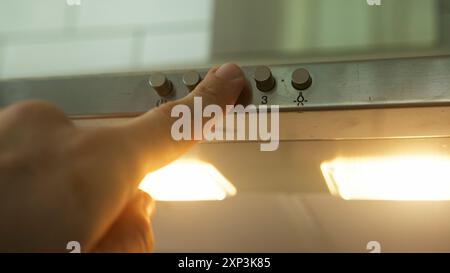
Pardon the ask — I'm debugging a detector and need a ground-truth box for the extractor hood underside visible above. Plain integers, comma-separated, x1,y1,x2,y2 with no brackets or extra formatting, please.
74,106,450,195
2,56,450,194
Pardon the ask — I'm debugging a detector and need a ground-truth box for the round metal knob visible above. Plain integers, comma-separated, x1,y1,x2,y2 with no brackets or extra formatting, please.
183,71,201,91
254,66,276,92
291,68,312,90
149,73,173,97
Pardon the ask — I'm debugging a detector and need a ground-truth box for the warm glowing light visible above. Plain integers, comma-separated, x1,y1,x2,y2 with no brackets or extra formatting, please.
139,159,237,201
321,155,450,201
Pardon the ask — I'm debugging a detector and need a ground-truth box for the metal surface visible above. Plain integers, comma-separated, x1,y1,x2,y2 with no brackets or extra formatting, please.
1,56,450,117
73,106,450,141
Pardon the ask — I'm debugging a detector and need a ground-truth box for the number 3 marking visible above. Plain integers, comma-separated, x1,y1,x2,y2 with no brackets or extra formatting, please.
261,96,268,105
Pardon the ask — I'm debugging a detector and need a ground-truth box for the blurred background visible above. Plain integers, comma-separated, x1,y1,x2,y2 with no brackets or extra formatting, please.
2,0,450,253
0,0,449,79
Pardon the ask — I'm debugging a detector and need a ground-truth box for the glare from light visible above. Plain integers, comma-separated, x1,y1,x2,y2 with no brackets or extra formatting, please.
321,155,450,201
139,159,237,201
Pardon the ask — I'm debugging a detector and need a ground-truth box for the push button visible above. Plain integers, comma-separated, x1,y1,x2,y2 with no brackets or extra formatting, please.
254,66,276,92
292,68,312,90
149,73,173,97
183,71,201,91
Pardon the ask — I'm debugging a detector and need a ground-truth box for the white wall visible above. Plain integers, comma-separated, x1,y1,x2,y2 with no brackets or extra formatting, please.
0,0,213,79
0,0,446,79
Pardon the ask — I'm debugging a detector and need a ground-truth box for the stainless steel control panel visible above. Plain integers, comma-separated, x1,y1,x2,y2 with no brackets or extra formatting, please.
0,56,450,118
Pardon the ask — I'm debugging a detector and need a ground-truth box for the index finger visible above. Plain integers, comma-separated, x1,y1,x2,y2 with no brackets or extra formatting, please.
81,63,247,186
125,63,247,175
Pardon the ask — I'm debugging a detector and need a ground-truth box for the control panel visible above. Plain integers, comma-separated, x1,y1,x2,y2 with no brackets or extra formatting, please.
0,56,450,118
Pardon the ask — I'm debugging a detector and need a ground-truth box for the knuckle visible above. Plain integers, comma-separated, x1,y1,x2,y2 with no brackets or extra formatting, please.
12,100,57,115
10,100,69,124
0,152,32,177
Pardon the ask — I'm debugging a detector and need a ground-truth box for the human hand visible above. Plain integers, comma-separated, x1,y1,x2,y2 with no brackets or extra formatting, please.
0,63,246,252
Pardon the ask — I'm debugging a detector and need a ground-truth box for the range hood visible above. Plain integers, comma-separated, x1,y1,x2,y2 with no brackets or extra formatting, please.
2,56,450,116
2,56,450,199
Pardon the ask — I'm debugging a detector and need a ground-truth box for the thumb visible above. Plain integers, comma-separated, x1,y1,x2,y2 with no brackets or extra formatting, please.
91,191,155,253
180,63,248,110
118,63,247,174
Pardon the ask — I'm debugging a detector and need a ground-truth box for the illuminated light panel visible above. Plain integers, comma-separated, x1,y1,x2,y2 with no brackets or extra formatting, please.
321,155,450,201
139,159,237,201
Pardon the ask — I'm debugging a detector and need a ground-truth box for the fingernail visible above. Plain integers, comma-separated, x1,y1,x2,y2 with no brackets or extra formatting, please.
215,63,243,81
